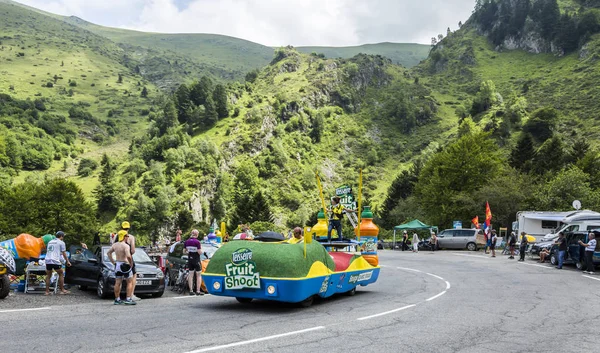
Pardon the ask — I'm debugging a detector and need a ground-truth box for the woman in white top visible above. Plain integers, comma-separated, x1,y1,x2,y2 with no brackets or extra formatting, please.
412,233,420,252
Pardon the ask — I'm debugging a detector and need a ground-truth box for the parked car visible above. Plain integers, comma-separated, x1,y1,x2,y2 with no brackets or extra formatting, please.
437,229,479,251
531,240,555,256
549,230,600,270
66,245,165,299
165,242,219,288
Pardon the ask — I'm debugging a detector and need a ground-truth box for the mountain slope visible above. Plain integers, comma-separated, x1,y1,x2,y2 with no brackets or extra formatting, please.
297,42,430,67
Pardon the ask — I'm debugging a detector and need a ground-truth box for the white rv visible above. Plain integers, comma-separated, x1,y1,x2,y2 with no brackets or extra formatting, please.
513,210,600,241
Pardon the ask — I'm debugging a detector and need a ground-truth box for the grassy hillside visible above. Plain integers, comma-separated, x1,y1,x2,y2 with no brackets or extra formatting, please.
0,0,154,193
297,42,430,68
61,16,274,85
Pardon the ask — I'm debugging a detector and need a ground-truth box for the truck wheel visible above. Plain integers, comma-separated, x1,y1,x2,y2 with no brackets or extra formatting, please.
299,296,314,308
467,242,477,251
345,287,356,296
236,297,252,304
550,254,558,266
0,275,9,299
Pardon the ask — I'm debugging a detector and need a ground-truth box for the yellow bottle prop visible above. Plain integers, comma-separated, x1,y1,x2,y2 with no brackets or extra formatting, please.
355,206,379,266
311,209,330,240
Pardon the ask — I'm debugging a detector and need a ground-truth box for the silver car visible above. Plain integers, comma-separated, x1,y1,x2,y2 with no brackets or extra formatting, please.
437,229,479,251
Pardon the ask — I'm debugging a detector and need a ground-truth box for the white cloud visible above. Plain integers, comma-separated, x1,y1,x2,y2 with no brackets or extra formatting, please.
13,0,475,46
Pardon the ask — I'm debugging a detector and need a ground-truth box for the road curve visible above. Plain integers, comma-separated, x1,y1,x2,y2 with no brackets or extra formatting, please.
2,251,599,353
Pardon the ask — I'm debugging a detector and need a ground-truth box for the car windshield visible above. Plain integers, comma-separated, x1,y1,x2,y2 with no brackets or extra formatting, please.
102,247,154,264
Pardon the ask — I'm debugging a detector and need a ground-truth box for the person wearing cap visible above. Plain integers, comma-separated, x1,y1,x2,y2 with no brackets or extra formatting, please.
45,231,71,295
184,229,204,296
327,196,355,242
107,232,136,305
121,221,140,301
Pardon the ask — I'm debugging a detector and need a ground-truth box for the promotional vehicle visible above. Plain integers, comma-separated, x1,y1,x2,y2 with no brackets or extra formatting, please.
66,245,165,298
0,247,17,299
202,236,380,307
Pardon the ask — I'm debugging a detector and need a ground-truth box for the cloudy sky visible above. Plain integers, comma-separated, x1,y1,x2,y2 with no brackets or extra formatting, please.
14,0,476,46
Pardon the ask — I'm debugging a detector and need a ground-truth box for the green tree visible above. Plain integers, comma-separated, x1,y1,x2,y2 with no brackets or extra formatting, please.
510,133,535,172
213,84,229,119
141,86,148,98
523,107,557,143
470,80,499,116
190,76,213,106
415,132,503,227
533,135,565,175
533,166,600,210
203,96,218,126
94,153,121,213
174,84,191,124
155,99,178,136
310,112,324,143
117,73,123,84
379,161,422,228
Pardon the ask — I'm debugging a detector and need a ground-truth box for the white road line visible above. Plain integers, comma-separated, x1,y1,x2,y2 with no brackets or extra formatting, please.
356,304,416,321
426,291,447,301
184,326,325,353
445,281,451,290
0,307,51,313
396,266,423,273
518,262,554,270
452,253,489,259
425,272,444,281
582,275,600,282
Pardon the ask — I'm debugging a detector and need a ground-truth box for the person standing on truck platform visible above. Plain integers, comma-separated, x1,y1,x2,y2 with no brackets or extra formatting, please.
579,232,596,274
327,196,355,242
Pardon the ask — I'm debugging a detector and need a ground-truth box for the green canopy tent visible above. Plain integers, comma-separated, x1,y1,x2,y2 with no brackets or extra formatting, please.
393,220,438,249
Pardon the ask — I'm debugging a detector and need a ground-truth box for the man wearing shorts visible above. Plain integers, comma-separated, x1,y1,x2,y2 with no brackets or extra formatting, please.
45,231,71,295
107,234,136,305
184,229,204,296
121,221,141,301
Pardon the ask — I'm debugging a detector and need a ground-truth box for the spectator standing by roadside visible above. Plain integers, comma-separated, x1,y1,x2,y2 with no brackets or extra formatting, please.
518,231,528,261
508,232,517,259
121,221,140,301
412,233,420,253
578,232,596,274
107,235,135,305
484,230,491,254
555,232,567,269
402,231,408,251
184,229,204,296
490,230,497,257
430,232,437,252
44,231,71,295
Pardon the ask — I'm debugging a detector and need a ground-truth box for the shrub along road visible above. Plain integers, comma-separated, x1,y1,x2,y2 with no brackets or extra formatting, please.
2,251,599,353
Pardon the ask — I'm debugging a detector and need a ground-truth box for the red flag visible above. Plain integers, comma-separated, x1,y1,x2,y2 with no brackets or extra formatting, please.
471,216,480,229
485,202,492,227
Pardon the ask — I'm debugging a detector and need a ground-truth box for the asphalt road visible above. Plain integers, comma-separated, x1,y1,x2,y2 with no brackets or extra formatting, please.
2,250,599,353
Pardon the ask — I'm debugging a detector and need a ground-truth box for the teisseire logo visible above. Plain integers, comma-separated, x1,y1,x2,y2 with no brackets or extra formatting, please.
231,248,253,265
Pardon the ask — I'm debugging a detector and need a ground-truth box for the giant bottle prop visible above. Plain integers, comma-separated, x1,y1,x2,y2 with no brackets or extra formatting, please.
0,233,54,260
354,206,379,266
311,208,329,240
